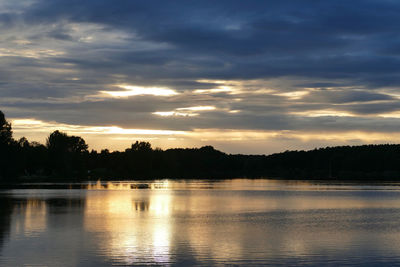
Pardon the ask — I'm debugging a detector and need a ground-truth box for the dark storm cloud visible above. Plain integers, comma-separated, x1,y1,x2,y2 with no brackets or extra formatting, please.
302,90,394,104
17,0,400,79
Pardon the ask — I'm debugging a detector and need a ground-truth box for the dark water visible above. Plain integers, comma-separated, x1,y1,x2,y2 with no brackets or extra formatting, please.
2,179,400,266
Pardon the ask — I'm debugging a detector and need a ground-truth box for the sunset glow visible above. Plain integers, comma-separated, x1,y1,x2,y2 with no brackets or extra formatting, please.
2,0,400,154
8,117,400,154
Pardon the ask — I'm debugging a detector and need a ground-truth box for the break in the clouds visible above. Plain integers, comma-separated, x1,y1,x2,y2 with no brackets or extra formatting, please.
1,0,400,153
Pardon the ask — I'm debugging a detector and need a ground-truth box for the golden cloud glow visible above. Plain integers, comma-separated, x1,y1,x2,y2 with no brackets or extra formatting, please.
176,106,216,111
96,126,185,135
188,129,400,143
12,119,43,125
101,85,178,97
378,112,400,118
194,86,233,94
189,129,280,141
152,111,199,117
153,106,216,117
12,118,400,143
193,79,280,96
290,109,356,117
196,79,228,84
11,118,186,137
194,79,245,94
10,118,400,153
274,91,310,100
0,48,64,58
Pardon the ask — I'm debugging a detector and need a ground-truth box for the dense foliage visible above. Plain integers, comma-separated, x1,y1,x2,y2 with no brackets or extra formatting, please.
1,110,400,182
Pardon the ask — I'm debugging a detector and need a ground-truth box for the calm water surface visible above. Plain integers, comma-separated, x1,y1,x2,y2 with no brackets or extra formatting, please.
1,179,400,266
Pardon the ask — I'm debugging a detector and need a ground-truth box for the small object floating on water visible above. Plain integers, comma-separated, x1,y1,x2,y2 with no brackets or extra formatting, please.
130,184,150,189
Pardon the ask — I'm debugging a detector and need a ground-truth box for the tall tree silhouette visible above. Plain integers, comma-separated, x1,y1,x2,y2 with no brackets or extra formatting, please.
0,111,12,146
0,111,17,181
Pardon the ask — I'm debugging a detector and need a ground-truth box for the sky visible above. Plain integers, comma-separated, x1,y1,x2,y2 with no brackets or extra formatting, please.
1,0,400,154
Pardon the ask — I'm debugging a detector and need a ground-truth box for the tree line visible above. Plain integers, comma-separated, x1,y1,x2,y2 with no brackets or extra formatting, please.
1,110,400,183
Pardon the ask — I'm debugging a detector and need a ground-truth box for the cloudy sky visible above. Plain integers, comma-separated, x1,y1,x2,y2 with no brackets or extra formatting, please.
1,0,400,154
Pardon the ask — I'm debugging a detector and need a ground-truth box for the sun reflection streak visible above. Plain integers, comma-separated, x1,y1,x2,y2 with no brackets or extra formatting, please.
84,182,172,265
14,199,47,237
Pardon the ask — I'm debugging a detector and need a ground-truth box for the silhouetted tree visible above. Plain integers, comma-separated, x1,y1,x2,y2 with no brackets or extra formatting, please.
126,141,152,152
0,111,12,146
46,130,88,178
47,130,88,154
0,111,18,181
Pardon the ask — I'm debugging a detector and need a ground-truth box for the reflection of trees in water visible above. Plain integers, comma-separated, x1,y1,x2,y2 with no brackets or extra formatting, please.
45,198,86,229
0,196,87,253
133,200,150,211
0,197,13,252
45,198,85,211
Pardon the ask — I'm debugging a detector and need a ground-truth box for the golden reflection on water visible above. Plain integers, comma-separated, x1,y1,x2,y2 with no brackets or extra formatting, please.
80,179,400,264
84,179,400,212
14,199,47,237
5,180,400,266
84,183,172,264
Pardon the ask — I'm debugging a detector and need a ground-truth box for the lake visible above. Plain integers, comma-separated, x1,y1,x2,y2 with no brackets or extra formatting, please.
1,179,400,266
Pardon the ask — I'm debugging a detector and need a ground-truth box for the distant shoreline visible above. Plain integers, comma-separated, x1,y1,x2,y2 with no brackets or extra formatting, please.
2,112,400,183
3,177,400,189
